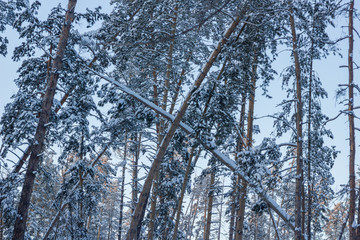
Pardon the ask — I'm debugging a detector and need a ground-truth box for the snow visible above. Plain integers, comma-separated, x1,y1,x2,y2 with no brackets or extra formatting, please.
89,68,296,230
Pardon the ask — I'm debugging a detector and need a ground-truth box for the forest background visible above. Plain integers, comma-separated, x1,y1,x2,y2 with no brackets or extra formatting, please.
0,0,359,239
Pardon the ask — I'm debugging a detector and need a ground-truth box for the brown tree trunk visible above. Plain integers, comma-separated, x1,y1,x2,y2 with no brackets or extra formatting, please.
11,1,77,239
125,11,246,240
172,149,201,239
348,0,356,239
289,3,303,240
118,134,128,240
204,170,216,240
235,47,257,240
307,39,314,240
131,133,141,213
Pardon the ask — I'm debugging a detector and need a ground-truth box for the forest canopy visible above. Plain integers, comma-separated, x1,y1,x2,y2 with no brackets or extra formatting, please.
0,0,358,239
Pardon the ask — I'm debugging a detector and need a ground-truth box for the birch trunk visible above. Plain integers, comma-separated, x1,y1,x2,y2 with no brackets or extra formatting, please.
11,1,77,239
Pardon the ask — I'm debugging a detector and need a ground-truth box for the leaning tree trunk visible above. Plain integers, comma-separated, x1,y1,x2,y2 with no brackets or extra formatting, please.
125,9,247,240
289,3,303,240
348,0,356,239
11,1,77,239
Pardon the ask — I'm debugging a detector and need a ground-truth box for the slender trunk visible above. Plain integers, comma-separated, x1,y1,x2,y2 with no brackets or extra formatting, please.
235,47,258,240
169,53,191,115
229,178,236,240
131,133,140,213
218,177,225,240
125,10,247,240
289,3,303,239
43,146,108,239
307,39,314,240
204,170,216,240
203,196,208,240
348,1,356,239
254,214,259,240
187,198,200,240
148,70,159,240
11,1,77,239
232,93,246,240
118,134,128,240
268,207,282,240
172,150,201,239
108,204,113,240
87,215,91,230
338,211,350,240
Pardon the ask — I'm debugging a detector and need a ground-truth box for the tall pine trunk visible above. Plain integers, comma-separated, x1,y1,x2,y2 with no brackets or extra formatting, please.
289,3,303,240
204,169,216,240
307,40,314,240
235,47,257,240
118,134,128,240
348,0,356,239
11,1,77,239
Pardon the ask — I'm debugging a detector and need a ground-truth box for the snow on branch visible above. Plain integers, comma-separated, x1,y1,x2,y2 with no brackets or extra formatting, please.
88,68,296,231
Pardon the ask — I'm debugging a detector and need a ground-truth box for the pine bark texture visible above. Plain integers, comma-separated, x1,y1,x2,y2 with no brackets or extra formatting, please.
348,0,355,239
11,1,77,239
289,3,304,240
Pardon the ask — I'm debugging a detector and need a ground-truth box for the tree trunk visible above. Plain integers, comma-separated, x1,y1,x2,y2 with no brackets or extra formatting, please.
235,47,258,240
131,133,141,213
348,0,356,239
11,1,77,239
118,134,128,240
204,169,216,240
172,149,201,239
307,39,314,240
289,3,303,240
125,10,246,240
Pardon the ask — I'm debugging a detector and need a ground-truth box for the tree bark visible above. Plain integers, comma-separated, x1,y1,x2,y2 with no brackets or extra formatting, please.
204,169,216,240
11,1,77,239
118,134,128,240
125,10,247,240
348,0,356,239
235,47,257,240
289,3,303,240
307,39,314,240
172,149,201,239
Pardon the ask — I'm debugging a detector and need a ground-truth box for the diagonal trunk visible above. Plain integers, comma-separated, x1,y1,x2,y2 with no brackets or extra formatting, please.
11,1,77,239
172,149,201,239
125,9,247,240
